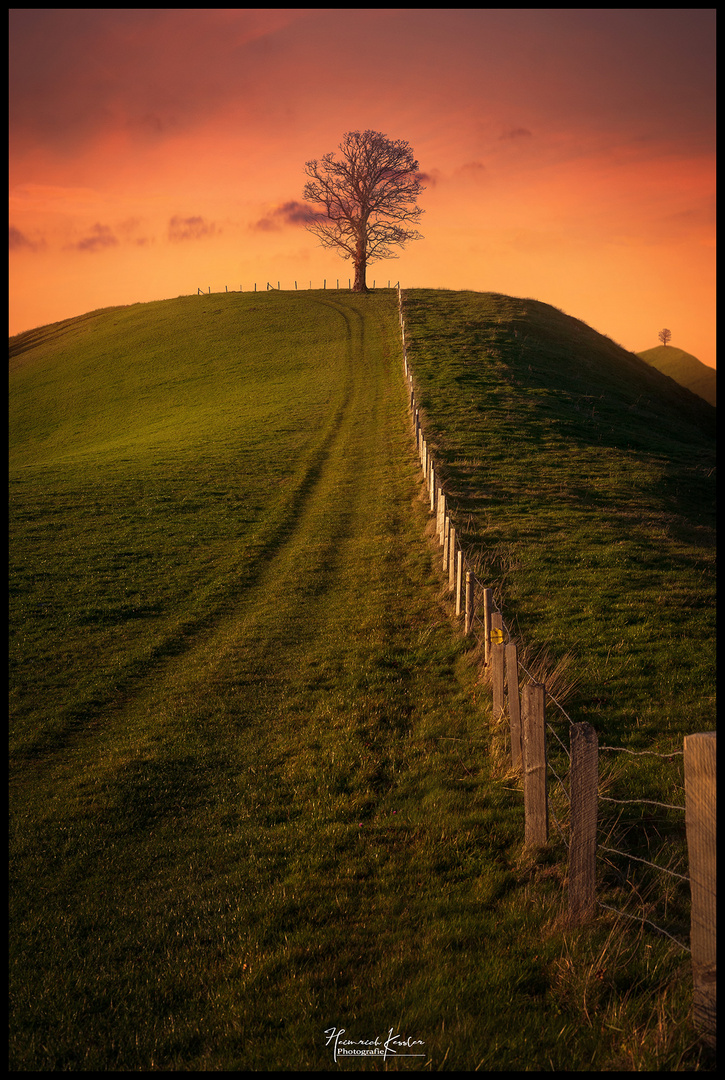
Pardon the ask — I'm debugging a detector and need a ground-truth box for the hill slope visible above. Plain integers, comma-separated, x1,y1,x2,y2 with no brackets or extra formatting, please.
10,290,715,1070
403,286,715,740
637,344,716,406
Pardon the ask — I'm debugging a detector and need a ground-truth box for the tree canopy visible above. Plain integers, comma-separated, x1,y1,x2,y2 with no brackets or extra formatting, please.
303,130,425,291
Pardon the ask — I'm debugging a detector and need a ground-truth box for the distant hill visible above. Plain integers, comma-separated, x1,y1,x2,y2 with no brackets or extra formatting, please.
637,345,716,407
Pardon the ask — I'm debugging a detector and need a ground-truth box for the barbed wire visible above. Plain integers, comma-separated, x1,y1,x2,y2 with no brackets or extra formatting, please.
600,795,685,813
599,745,683,758
546,720,571,762
598,845,689,883
595,901,690,953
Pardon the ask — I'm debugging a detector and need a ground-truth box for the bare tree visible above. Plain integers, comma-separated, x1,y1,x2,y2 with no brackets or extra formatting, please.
659,328,672,346
303,130,425,292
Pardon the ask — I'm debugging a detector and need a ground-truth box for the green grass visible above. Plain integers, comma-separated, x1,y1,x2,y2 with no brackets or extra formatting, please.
402,287,716,1057
637,344,716,407
9,289,715,1069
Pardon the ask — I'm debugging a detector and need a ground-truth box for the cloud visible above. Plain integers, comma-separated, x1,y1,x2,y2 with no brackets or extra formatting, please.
499,127,533,140
9,225,44,252
9,9,310,157
117,216,154,246
455,161,489,182
252,200,323,231
168,215,218,242
68,222,119,253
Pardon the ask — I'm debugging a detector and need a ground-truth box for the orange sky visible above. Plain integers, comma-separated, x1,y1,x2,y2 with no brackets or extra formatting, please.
9,8,716,368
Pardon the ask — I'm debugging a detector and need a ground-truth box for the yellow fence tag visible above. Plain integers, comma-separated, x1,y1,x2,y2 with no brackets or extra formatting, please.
490,627,504,645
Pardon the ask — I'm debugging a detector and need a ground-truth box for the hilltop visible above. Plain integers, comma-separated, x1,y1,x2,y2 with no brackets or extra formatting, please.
637,344,716,407
403,287,714,734
403,289,715,448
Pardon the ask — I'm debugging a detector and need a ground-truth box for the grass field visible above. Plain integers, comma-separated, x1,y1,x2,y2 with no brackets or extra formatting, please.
9,289,715,1069
637,344,716,407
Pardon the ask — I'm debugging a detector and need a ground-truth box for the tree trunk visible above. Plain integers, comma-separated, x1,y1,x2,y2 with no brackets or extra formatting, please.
352,236,368,292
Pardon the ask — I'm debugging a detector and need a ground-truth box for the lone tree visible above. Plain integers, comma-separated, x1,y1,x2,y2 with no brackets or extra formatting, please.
303,130,425,292
659,328,672,346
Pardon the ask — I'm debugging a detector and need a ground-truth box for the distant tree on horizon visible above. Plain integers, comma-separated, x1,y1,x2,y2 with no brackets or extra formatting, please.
659,328,672,346
302,130,425,292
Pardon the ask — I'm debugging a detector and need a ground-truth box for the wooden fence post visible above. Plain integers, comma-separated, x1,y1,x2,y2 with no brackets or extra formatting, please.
505,643,522,769
492,642,505,719
448,526,457,589
443,515,450,571
483,588,492,667
455,549,463,617
568,722,598,924
448,531,457,590
488,611,502,685
522,682,548,846
684,731,716,1048
437,490,446,544
464,571,474,635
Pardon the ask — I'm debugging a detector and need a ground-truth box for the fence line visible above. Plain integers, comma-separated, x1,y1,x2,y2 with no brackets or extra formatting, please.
397,284,716,1049
195,280,399,295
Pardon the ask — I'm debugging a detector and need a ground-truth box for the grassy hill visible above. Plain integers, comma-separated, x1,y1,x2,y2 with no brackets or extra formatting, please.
637,344,716,406
404,289,714,741
9,290,715,1070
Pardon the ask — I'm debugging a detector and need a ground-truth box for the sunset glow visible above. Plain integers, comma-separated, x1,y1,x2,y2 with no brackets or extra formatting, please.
9,8,716,367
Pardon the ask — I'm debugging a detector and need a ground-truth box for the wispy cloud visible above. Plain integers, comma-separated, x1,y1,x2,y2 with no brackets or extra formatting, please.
67,222,119,253
9,225,44,252
499,127,533,140
252,201,323,231
168,215,218,242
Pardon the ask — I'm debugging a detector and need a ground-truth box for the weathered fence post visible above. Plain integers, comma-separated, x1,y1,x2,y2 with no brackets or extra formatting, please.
447,526,457,589
684,731,716,1048
448,531,457,590
522,682,548,846
430,466,437,514
492,642,505,719
483,588,492,667
464,571,474,635
488,611,502,685
437,490,446,544
455,549,463,617
568,722,598,924
505,643,522,769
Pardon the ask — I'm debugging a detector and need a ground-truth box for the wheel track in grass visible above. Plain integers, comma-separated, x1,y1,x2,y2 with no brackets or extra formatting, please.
120,289,423,737
11,291,443,779
10,292,490,1071
10,294,381,763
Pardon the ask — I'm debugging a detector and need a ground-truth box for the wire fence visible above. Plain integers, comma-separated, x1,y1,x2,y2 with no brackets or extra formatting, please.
195,280,400,295
397,284,716,1048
